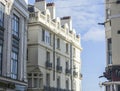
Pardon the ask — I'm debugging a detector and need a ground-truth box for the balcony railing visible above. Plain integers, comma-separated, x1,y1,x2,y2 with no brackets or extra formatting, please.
46,61,52,70
73,71,78,78
65,69,71,75
56,65,62,73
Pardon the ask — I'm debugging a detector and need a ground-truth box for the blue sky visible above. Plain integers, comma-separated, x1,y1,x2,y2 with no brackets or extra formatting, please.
29,0,106,91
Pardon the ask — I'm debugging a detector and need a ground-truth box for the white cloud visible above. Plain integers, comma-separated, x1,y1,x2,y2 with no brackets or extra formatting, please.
54,0,105,35
82,27,105,42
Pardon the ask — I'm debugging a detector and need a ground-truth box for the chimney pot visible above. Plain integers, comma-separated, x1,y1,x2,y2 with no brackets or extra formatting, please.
47,3,55,6
61,16,71,20
35,0,45,2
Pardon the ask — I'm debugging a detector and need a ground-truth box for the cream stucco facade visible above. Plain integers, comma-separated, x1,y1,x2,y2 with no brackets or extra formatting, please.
27,0,82,91
102,0,120,91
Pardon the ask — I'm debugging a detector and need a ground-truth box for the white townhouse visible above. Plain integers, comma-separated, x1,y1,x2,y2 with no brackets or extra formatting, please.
27,0,82,91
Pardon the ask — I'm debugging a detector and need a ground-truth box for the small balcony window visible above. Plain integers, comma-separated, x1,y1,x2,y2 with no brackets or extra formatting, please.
66,43,69,53
46,51,50,62
46,73,50,86
107,38,112,65
57,38,60,49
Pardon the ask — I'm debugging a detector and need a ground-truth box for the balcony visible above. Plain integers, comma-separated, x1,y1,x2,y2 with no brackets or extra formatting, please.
103,65,120,81
46,61,52,70
56,65,62,73
65,69,71,75
73,71,78,78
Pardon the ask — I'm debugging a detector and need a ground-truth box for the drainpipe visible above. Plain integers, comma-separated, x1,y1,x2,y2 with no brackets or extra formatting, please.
70,43,73,91
53,34,55,80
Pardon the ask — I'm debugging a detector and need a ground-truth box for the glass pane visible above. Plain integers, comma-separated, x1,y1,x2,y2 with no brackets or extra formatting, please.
34,78,38,88
39,78,43,88
12,14,19,37
46,74,50,86
28,78,32,88
11,51,18,79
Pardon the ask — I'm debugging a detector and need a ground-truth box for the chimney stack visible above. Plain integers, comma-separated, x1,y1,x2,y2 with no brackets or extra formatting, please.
46,3,56,19
61,16,72,30
35,0,46,11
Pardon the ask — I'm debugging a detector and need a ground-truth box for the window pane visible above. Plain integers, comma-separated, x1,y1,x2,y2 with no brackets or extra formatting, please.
11,50,18,79
12,14,19,37
57,38,60,48
57,57,60,65
66,80,69,89
46,51,50,61
57,77,60,88
28,78,32,88
66,62,69,69
45,31,50,44
107,38,112,64
34,78,38,88
42,29,45,41
39,78,43,88
66,43,68,53
46,74,50,86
